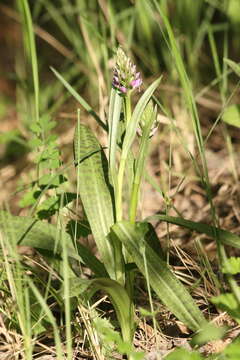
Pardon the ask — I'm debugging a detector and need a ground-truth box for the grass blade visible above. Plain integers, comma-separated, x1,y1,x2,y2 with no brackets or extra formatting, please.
17,0,39,123
51,66,107,130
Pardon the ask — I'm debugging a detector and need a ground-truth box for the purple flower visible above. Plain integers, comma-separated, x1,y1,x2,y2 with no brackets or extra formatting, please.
112,47,142,95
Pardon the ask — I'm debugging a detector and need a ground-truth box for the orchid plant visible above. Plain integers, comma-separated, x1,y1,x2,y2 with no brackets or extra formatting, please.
0,47,211,359
71,46,207,354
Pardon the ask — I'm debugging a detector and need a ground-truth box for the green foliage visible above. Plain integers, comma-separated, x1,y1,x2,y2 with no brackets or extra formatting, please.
222,339,240,359
165,339,240,360
222,105,240,128
211,293,240,324
146,215,240,250
73,123,121,281
166,348,203,360
0,211,78,260
0,211,106,277
191,323,226,347
227,0,240,24
224,58,240,77
222,257,240,275
66,218,91,238
112,221,207,331
67,277,135,344
93,317,144,360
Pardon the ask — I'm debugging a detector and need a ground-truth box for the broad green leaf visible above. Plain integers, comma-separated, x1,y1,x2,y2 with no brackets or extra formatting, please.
211,293,240,324
74,124,123,280
112,221,207,331
146,214,240,249
222,104,240,128
67,277,135,343
108,88,123,189
0,211,106,276
222,257,240,275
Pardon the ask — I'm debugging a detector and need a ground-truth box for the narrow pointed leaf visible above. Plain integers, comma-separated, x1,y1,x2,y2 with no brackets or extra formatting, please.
122,77,161,158
224,58,240,77
51,67,107,130
146,214,240,249
112,221,207,331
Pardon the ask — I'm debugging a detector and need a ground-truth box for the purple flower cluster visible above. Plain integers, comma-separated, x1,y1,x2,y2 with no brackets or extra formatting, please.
112,47,142,95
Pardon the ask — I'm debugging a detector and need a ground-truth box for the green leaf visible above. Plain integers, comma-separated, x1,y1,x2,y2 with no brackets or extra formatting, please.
224,58,240,77
51,67,107,131
74,124,122,280
222,104,240,128
146,214,240,249
223,339,240,358
211,293,240,324
38,173,67,187
121,77,161,159
0,130,22,144
67,277,135,343
30,123,41,134
0,211,106,276
227,1,240,24
19,188,41,208
0,211,78,260
37,192,77,219
222,257,240,275
142,222,164,259
191,323,226,346
112,221,207,331
166,348,203,360
28,137,42,148
129,101,158,222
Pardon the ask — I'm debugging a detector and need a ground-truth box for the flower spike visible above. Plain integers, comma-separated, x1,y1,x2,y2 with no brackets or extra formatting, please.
112,47,142,95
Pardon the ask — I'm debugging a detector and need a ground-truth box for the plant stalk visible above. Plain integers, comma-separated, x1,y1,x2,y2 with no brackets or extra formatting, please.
116,95,132,221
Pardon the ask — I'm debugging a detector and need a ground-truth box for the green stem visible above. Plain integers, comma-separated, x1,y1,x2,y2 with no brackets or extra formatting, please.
116,157,126,221
116,95,132,221
129,181,139,223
